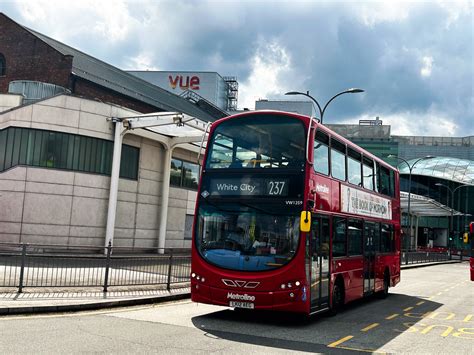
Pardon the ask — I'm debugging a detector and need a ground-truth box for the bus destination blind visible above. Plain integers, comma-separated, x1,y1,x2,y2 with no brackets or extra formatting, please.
207,178,289,196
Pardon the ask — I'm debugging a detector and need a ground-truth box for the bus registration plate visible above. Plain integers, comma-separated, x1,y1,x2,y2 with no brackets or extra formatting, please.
229,301,254,309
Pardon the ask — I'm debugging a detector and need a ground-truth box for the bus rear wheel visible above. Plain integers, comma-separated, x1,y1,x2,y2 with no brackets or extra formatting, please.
377,272,390,299
329,281,344,315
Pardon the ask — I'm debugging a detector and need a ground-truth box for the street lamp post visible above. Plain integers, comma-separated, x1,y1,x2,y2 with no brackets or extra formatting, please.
389,155,434,251
435,183,471,258
285,88,364,124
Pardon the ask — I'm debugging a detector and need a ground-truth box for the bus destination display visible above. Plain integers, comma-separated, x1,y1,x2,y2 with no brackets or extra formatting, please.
207,178,289,196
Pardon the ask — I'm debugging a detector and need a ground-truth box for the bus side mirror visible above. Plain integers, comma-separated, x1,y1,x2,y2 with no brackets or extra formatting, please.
300,211,311,232
463,232,469,244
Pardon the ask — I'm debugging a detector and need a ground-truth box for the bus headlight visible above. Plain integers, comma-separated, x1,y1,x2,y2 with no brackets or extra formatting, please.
295,281,301,286
280,284,286,289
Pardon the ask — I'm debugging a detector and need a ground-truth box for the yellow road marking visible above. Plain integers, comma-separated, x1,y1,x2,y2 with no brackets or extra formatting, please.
386,313,399,320
327,335,353,348
361,323,380,332
404,307,414,311
416,301,425,306
463,315,473,322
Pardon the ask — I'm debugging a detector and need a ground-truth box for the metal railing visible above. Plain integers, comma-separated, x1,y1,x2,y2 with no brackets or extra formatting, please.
1,243,458,293
401,251,450,265
0,242,190,293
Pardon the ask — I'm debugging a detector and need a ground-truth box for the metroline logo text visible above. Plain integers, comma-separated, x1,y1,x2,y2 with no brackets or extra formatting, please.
315,184,329,193
227,292,256,301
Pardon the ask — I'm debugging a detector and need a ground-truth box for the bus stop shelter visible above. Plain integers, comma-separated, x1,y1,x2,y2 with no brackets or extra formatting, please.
105,112,210,252
400,191,464,249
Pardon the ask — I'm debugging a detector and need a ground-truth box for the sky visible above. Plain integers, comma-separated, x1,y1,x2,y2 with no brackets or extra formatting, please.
1,0,472,136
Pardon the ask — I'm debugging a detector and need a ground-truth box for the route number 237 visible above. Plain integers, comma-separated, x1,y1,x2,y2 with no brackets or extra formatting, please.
268,181,286,195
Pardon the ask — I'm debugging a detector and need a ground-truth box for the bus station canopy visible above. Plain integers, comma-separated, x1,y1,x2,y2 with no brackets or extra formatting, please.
400,191,464,217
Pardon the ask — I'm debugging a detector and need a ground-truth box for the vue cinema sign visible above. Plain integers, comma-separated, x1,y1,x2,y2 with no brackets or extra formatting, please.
168,75,200,90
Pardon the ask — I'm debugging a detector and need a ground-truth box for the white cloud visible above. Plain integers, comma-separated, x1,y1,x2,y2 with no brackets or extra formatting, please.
238,41,292,109
16,0,136,42
125,52,160,71
351,1,414,27
437,0,472,28
420,56,434,78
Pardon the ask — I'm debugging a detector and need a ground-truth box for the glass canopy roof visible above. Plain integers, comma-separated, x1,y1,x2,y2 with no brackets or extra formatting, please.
398,157,474,185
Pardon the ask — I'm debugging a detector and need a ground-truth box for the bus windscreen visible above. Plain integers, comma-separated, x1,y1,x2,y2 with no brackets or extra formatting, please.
195,202,300,271
205,115,306,170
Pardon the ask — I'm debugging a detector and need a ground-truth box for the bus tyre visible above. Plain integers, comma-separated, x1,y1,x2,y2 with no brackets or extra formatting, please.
378,272,390,299
329,282,344,316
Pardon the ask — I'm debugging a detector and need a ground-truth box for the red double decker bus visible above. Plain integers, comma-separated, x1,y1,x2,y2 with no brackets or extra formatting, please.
191,110,401,315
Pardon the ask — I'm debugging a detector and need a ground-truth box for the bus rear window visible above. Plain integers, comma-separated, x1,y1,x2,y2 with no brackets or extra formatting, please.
206,115,305,169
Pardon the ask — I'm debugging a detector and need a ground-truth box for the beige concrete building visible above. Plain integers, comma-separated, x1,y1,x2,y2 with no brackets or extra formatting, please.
0,94,200,249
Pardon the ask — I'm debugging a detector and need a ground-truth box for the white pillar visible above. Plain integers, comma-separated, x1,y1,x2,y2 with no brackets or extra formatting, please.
105,119,125,248
158,146,172,254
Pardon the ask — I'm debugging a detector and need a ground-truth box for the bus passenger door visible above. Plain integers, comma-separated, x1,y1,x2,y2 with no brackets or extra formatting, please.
363,222,376,295
310,215,330,311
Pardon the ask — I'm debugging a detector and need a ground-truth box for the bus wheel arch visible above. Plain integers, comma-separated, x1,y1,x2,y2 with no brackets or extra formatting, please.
378,268,390,299
330,275,345,314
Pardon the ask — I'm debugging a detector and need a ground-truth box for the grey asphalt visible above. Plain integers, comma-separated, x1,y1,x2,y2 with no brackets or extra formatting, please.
0,260,461,316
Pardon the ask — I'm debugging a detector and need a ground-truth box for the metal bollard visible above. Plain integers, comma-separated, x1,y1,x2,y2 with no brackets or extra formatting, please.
18,244,27,293
103,241,112,292
167,250,173,291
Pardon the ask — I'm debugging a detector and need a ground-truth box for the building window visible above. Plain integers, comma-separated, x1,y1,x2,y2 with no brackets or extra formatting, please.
0,127,139,179
170,158,199,190
0,53,5,76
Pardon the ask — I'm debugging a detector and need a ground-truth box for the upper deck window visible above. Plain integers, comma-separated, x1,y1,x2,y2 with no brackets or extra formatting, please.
363,156,374,190
206,114,305,170
331,138,346,181
314,130,329,175
347,148,362,186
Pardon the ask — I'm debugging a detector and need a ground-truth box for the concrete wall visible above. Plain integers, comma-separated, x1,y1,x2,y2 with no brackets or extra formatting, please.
0,94,197,248
0,93,22,112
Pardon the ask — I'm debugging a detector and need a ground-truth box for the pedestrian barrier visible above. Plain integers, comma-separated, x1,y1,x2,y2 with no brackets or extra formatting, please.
0,243,456,293
401,251,450,265
0,242,190,293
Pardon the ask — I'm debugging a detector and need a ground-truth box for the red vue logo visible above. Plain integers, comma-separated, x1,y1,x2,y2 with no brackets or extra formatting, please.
168,75,200,90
